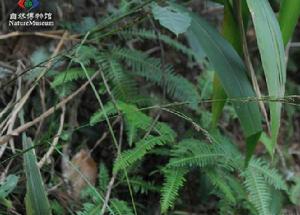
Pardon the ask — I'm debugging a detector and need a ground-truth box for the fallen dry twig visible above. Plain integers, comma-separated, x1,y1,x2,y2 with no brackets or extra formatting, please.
38,104,66,168
0,71,100,145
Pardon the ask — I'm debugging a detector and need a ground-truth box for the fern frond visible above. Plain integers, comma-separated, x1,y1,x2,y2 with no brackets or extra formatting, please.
99,56,139,102
51,68,96,87
76,202,100,215
290,177,300,205
243,168,271,215
112,48,200,109
218,199,235,215
90,101,176,145
206,169,236,204
248,158,287,191
167,139,225,168
119,29,197,58
54,82,76,97
113,134,172,173
99,163,109,194
109,199,134,215
73,45,98,65
160,169,187,214
90,101,118,125
128,176,160,194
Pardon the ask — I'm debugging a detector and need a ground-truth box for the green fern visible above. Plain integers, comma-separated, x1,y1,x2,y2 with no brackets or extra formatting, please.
290,177,300,205
109,199,134,215
243,168,271,215
128,176,160,194
160,169,187,214
90,101,176,146
206,169,236,204
90,101,119,125
113,134,173,173
51,68,96,87
248,158,287,191
73,45,98,65
112,48,200,109
99,163,110,194
97,55,139,103
167,139,226,168
119,29,197,58
76,203,102,215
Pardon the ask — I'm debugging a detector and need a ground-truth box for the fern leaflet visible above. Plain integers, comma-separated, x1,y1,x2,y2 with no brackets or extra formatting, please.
160,169,187,214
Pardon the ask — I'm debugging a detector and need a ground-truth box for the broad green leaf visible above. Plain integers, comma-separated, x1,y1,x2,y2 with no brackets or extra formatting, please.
0,175,19,199
211,75,227,128
259,132,273,156
151,3,191,36
212,0,251,129
177,5,262,159
212,0,242,128
278,0,300,46
247,0,286,153
23,136,51,215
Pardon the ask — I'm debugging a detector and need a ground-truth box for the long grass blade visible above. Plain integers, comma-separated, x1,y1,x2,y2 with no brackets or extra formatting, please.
176,4,262,160
212,0,242,128
247,0,286,153
23,136,51,215
278,0,300,46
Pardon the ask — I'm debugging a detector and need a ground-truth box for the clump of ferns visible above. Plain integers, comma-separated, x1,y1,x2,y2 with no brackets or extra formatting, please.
52,27,202,109
50,29,288,215
160,136,288,215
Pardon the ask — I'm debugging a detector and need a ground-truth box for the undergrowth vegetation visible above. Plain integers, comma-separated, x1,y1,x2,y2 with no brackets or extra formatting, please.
1,0,300,214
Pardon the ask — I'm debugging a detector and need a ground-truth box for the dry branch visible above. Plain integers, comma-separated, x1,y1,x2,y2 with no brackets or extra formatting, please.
0,71,100,145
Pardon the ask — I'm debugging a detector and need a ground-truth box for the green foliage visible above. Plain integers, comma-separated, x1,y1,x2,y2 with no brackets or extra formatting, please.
290,177,300,205
91,101,176,146
160,135,287,214
109,199,134,215
248,158,287,191
278,0,300,46
51,68,96,87
129,176,160,194
23,137,51,215
26,0,296,214
99,163,110,194
167,139,230,168
206,169,236,204
113,134,173,174
99,57,138,102
160,169,186,213
73,45,98,65
211,0,243,129
247,0,286,153
243,169,271,215
151,2,191,36
176,3,263,161
0,175,19,199
112,48,200,110
0,175,19,209
119,29,197,59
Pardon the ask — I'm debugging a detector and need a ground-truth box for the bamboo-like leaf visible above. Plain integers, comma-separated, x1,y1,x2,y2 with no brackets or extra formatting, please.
247,0,286,153
151,3,191,36
212,0,242,128
278,0,300,46
23,136,51,215
176,4,262,158
211,75,227,128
